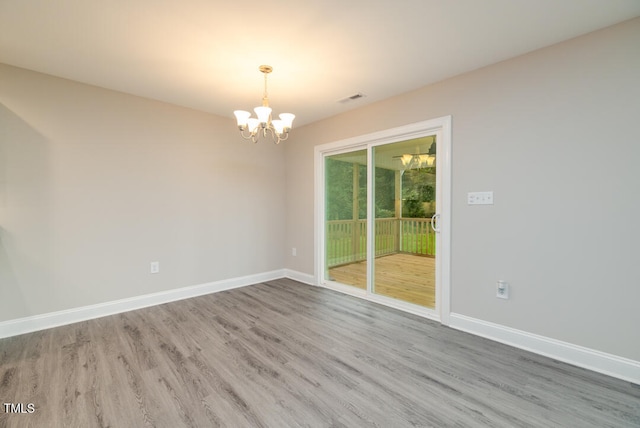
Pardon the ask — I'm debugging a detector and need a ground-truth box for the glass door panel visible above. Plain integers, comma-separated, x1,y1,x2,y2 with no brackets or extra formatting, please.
324,150,368,289
372,137,437,308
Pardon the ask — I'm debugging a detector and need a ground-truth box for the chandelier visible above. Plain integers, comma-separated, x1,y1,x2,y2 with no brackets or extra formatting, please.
397,153,435,169
233,65,295,144
394,141,436,170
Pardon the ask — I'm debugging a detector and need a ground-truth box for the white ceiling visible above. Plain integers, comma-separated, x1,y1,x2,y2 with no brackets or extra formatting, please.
1,1,639,127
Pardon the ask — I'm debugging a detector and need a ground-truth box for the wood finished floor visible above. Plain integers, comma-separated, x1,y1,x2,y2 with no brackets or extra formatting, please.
1,279,638,427
329,253,436,308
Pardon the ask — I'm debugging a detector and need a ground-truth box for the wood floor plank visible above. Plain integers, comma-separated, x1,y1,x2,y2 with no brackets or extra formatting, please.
1,278,639,427
329,253,436,308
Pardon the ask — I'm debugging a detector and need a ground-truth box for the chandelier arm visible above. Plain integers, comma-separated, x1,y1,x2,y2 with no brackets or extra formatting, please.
239,128,255,140
265,125,275,139
262,125,281,144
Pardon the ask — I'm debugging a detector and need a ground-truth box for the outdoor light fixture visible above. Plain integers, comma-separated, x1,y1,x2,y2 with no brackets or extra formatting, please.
233,65,295,144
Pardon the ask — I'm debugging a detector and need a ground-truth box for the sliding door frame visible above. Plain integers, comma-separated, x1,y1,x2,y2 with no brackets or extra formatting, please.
314,116,452,325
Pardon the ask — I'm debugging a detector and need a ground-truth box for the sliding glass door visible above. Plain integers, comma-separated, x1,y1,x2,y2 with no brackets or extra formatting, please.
317,117,450,320
324,150,368,290
372,137,437,308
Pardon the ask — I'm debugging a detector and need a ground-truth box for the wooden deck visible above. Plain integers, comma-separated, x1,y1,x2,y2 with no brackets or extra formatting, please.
328,253,435,308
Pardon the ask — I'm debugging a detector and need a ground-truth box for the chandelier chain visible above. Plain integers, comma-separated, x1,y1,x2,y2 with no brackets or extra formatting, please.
263,72,269,106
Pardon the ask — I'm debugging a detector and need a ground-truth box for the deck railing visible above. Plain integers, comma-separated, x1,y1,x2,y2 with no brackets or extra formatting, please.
326,217,435,267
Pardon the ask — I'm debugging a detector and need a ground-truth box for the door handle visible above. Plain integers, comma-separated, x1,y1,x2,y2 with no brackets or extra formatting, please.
431,213,440,232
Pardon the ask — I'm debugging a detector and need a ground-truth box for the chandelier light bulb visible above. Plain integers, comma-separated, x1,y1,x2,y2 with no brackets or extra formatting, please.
271,119,285,135
233,110,251,128
247,118,260,133
254,106,272,125
279,113,295,130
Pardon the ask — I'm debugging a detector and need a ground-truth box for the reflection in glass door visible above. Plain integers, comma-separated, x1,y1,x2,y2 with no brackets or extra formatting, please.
324,150,368,289
373,137,437,308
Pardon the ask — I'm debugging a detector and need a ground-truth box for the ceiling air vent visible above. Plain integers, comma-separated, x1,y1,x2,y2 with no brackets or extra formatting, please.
338,93,366,104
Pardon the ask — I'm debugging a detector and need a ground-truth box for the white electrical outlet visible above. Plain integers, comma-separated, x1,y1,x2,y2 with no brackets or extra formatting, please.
292,247,297,256
468,191,494,205
150,261,160,274
496,280,509,299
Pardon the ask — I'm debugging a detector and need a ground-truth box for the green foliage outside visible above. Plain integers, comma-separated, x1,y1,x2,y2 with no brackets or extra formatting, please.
375,168,395,218
325,158,367,220
402,168,435,218
325,158,435,220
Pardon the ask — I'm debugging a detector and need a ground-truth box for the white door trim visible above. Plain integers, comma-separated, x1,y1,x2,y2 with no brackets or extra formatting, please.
314,116,452,325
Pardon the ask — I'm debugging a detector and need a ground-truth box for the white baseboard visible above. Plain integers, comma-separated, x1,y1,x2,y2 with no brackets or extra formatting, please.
283,269,316,286
449,313,640,385
0,269,286,339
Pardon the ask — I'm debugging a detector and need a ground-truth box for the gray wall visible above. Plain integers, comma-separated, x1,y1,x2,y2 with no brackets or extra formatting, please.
0,64,286,321
284,18,640,361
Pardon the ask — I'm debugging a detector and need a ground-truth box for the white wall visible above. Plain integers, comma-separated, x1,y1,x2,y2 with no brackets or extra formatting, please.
0,64,286,322
284,18,640,361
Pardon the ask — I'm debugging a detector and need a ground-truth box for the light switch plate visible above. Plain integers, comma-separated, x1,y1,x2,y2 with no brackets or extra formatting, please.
468,191,494,205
